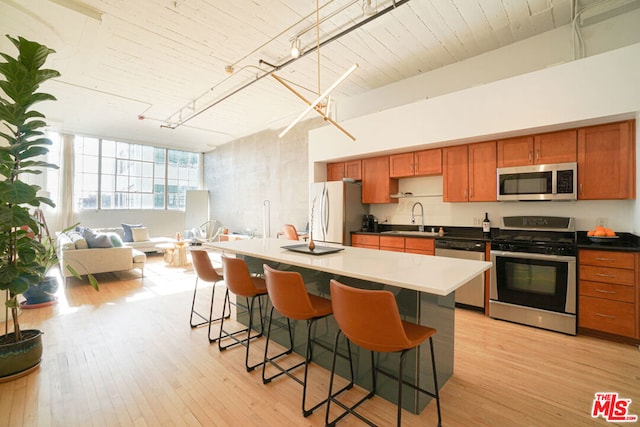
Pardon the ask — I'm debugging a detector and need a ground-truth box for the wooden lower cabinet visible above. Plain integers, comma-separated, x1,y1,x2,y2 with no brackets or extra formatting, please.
578,249,638,339
380,236,405,252
352,234,434,256
351,234,379,249
405,237,435,255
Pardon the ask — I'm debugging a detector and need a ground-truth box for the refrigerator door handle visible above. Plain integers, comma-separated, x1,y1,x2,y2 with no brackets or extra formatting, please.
322,186,329,237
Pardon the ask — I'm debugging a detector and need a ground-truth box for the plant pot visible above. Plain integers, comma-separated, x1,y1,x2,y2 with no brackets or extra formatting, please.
0,329,43,381
23,277,58,306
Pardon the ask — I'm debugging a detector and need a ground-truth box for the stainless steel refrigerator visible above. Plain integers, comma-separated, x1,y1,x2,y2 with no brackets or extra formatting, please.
310,181,368,246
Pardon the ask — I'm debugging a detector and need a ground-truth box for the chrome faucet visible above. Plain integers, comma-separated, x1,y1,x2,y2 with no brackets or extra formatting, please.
411,202,425,232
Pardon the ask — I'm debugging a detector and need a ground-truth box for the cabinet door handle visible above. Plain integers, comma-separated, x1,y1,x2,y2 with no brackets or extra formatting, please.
579,183,583,195
595,289,617,294
536,150,539,162
469,187,473,198
594,313,616,319
595,257,616,262
596,273,616,278
528,151,532,162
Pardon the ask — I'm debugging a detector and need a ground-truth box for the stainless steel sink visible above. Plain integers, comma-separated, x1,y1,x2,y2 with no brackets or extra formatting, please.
380,230,441,237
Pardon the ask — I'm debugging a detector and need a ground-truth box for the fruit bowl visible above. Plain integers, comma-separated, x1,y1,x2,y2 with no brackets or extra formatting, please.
587,236,620,243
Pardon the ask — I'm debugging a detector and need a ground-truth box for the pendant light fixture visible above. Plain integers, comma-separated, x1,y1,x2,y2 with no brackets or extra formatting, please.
275,0,358,141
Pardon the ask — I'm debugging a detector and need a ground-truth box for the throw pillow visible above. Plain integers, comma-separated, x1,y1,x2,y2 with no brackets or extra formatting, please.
68,231,89,249
107,232,124,247
83,228,113,248
132,227,150,242
122,223,142,242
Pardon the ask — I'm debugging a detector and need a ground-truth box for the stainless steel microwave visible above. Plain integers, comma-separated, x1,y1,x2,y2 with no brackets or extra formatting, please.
497,162,577,201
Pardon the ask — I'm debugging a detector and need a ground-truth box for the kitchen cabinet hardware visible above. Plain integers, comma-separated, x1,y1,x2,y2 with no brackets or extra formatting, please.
595,289,617,294
594,313,617,319
595,257,616,261
595,273,616,278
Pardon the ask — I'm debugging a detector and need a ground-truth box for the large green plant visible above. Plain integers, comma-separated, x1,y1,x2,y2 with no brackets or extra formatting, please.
0,35,64,342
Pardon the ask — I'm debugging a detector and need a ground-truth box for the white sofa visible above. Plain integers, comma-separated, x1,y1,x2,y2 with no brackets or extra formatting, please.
56,231,146,283
94,226,175,253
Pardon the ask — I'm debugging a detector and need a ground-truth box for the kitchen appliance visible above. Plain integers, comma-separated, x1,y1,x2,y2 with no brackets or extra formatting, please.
490,216,577,335
497,162,577,201
436,239,486,310
362,214,375,232
310,181,368,246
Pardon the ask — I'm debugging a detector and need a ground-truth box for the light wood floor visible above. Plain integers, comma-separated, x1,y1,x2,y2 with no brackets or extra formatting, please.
1,253,638,427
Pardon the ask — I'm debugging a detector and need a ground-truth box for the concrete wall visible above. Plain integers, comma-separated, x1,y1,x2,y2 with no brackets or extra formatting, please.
203,119,324,237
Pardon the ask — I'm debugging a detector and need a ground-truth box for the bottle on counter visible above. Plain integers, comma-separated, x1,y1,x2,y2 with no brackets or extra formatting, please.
482,212,491,238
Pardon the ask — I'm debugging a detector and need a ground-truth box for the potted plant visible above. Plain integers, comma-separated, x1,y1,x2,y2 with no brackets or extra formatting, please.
0,35,91,380
21,222,59,306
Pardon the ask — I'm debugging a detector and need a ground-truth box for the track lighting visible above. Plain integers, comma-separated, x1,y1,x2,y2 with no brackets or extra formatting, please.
290,38,301,59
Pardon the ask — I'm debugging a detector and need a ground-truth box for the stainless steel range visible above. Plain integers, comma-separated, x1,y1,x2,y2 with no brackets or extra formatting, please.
490,216,576,335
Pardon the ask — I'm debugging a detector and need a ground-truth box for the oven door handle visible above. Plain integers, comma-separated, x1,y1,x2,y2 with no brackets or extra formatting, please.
490,250,576,263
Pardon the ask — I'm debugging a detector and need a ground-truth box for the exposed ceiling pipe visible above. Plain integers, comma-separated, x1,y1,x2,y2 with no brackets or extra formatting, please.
162,0,411,130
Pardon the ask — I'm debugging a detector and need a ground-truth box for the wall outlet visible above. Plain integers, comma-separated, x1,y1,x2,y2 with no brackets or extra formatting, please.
596,217,608,227
473,217,483,226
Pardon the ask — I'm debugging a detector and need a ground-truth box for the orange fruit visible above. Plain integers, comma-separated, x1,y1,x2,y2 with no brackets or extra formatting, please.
605,228,616,236
587,230,595,236
594,230,606,237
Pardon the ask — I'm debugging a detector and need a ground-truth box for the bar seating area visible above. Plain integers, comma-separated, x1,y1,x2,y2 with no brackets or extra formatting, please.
193,252,445,425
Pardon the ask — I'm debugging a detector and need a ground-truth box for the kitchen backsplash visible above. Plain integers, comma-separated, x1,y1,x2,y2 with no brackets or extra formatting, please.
369,175,636,232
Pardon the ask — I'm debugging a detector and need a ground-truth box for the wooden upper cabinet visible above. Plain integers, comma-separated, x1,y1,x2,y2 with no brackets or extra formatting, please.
577,120,636,200
362,156,399,204
415,149,442,176
390,149,442,178
497,136,533,167
344,160,362,180
389,153,414,178
443,145,469,202
534,130,577,164
326,162,345,181
497,130,577,167
468,141,497,202
327,160,362,181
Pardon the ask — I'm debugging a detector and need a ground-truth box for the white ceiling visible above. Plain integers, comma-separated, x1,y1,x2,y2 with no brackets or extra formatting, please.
0,0,630,152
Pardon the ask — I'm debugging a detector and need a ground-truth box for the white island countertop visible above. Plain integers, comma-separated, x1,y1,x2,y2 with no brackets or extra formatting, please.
206,238,492,296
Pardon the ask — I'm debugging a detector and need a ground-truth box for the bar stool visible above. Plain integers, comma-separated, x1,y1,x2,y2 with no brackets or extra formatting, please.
282,224,300,240
218,255,268,372
326,279,442,427
262,265,350,417
189,248,231,343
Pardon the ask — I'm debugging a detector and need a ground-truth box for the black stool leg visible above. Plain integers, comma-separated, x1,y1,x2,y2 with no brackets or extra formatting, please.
218,290,266,372
262,306,297,384
207,281,232,342
430,337,442,427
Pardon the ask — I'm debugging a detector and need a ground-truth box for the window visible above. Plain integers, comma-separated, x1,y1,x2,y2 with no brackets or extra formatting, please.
74,137,200,210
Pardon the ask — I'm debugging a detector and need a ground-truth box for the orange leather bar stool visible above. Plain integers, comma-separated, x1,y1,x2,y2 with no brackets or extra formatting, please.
282,223,300,240
218,255,268,372
326,279,442,427
189,248,231,343
262,265,351,417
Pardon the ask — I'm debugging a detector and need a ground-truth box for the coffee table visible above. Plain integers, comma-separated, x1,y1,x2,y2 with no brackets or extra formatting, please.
156,241,189,267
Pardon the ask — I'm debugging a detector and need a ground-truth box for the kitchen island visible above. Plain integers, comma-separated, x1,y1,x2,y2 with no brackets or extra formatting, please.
206,238,492,413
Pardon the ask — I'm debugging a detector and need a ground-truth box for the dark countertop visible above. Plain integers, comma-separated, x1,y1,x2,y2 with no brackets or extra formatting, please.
353,225,492,242
354,227,640,252
576,231,640,252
